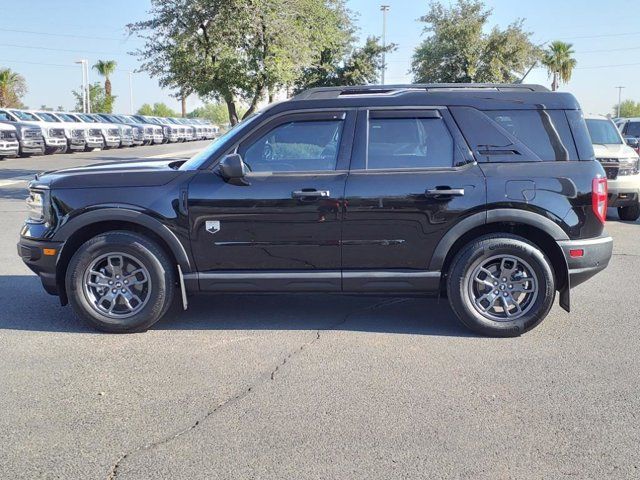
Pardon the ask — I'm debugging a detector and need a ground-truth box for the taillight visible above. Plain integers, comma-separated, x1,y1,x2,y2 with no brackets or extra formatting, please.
592,177,608,224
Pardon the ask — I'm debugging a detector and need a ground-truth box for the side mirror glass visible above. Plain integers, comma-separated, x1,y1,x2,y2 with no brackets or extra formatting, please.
625,137,639,148
218,153,249,185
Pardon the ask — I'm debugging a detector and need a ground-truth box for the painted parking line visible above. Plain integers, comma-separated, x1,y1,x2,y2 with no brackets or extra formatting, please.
0,179,28,188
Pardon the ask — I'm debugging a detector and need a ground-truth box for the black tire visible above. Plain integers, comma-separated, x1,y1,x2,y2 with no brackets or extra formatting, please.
618,203,640,222
447,234,555,337
65,231,175,333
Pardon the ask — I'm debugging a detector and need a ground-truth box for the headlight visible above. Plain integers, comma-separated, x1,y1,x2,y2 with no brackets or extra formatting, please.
26,190,45,223
618,157,640,176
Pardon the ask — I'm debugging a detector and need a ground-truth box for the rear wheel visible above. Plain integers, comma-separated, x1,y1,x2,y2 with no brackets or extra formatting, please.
66,231,175,333
447,234,555,337
618,203,640,221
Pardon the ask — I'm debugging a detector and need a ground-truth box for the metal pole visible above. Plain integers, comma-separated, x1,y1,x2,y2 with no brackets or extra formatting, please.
84,61,91,114
616,86,625,118
75,60,86,113
380,5,390,85
129,71,134,114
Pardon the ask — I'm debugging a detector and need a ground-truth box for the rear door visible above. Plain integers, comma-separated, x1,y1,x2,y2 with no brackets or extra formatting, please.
341,107,486,292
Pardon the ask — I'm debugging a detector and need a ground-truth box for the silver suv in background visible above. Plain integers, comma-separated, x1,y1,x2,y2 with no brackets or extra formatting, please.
586,114,640,221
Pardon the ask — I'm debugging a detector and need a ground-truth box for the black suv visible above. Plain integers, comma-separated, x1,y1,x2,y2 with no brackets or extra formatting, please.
18,84,613,337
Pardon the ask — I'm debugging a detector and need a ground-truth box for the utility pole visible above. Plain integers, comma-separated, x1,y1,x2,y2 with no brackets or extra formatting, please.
129,71,134,114
74,60,86,113
84,60,91,114
380,5,390,85
616,86,625,118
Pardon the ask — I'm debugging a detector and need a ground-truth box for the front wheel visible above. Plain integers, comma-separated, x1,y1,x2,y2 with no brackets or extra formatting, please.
618,203,640,222
447,234,555,337
66,231,175,333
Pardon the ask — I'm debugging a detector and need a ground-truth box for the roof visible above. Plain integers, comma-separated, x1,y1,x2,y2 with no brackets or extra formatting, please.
273,83,580,113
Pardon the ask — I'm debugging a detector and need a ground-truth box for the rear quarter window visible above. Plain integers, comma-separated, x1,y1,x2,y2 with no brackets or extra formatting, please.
450,106,580,162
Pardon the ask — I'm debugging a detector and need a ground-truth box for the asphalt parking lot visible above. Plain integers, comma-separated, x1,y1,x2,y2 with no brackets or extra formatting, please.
0,146,638,479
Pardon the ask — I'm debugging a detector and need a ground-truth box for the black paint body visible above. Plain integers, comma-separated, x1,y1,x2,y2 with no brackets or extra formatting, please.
18,85,613,310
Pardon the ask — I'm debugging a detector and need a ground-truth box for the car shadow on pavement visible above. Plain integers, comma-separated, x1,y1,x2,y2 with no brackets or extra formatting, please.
0,275,473,337
0,187,28,200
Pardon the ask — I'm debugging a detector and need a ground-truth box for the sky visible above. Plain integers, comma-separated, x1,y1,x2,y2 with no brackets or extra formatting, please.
1,0,640,115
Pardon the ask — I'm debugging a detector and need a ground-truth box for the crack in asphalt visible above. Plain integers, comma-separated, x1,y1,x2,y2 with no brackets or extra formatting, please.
612,253,640,258
105,297,406,479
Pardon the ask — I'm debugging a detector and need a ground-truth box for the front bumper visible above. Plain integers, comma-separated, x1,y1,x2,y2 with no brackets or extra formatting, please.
44,137,67,148
86,137,104,148
104,136,121,148
153,134,164,144
20,139,45,154
558,235,613,289
68,139,86,151
0,141,19,156
17,237,64,297
607,174,640,208
120,137,134,147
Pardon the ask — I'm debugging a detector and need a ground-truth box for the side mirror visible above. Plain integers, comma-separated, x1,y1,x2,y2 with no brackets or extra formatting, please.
218,153,249,185
625,137,639,148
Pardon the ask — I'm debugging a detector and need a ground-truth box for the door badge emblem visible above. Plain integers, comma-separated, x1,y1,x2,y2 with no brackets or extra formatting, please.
205,221,221,235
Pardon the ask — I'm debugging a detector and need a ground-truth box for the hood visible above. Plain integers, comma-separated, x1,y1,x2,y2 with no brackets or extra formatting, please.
30,159,187,190
592,143,639,159
0,123,16,132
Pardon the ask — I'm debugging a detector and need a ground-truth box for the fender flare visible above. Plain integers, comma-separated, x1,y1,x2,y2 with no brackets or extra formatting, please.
53,207,193,273
428,208,570,271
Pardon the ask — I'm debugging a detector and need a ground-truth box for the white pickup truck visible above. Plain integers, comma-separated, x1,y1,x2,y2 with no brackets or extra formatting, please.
0,123,19,158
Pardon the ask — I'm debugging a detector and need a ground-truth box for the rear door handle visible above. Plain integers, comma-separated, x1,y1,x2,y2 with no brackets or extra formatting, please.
292,189,330,199
425,188,465,197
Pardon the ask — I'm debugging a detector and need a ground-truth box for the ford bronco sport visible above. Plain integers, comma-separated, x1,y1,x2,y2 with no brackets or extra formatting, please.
18,84,613,337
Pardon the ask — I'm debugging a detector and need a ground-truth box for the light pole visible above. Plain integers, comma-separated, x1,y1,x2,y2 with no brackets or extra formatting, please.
74,60,86,113
128,71,134,114
380,5,390,85
616,86,625,118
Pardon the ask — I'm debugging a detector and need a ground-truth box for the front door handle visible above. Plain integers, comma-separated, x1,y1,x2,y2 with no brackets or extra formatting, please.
292,189,330,199
425,187,465,197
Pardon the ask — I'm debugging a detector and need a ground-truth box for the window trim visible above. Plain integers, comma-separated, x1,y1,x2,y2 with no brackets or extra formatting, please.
350,107,474,172
220,109,357,175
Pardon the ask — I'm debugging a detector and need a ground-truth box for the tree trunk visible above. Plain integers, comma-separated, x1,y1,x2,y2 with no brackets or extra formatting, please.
226,98,239,126
181,95,187,117
551,72,558,92
105,78,112,97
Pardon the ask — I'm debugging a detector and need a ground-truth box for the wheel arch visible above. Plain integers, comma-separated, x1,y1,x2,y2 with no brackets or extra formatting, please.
54,208,192,305
432,210,570,306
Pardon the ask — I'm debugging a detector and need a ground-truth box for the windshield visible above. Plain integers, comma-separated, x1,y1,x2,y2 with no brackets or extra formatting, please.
586,119,623,145
77,114,95,123
36,112,60,122
12,110,40,121
180,113,262,171
56,113,75,122
627,122,640,138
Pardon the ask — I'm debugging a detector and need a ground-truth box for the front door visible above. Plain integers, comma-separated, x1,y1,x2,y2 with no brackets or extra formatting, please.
341,108,486,292
188,110,355,292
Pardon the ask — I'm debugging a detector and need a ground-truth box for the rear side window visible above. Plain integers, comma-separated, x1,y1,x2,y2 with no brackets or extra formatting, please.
450,106,579,162
367,115,454,169
483,110,577,161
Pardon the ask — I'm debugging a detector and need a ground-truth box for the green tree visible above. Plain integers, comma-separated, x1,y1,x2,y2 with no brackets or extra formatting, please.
188,102,248,125
541,41,577,91
92,60,117,113
136,102,178,117
296,36,395,91
128,0,355,125
0,68,27,108
411,0,539,83
614,100,640,118
71,82,114,113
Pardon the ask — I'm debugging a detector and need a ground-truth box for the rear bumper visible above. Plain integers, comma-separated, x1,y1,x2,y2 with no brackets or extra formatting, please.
558,234,613,288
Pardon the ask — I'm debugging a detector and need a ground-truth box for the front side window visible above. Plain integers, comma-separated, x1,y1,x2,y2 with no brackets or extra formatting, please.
11,110,39,121
367,116,454,169
36,113,59,122
586,119,623,145
242,119,343,173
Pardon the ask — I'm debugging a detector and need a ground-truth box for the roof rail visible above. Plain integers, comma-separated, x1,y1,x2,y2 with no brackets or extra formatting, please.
293,83,550,100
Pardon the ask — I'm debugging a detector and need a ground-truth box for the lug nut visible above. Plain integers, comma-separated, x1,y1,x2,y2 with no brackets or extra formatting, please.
108,280,113,285
121,288,126,293
124,280,128,285
509,284,513,289
494,290,499,294
112,289,117,294
503,292,508,297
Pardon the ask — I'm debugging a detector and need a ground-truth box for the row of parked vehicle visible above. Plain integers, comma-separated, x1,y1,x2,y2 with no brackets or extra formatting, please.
0,108,220,159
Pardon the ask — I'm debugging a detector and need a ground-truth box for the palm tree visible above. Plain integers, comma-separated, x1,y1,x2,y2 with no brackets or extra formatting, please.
92,60,117,97
0,68,27,108
541,41,577,91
